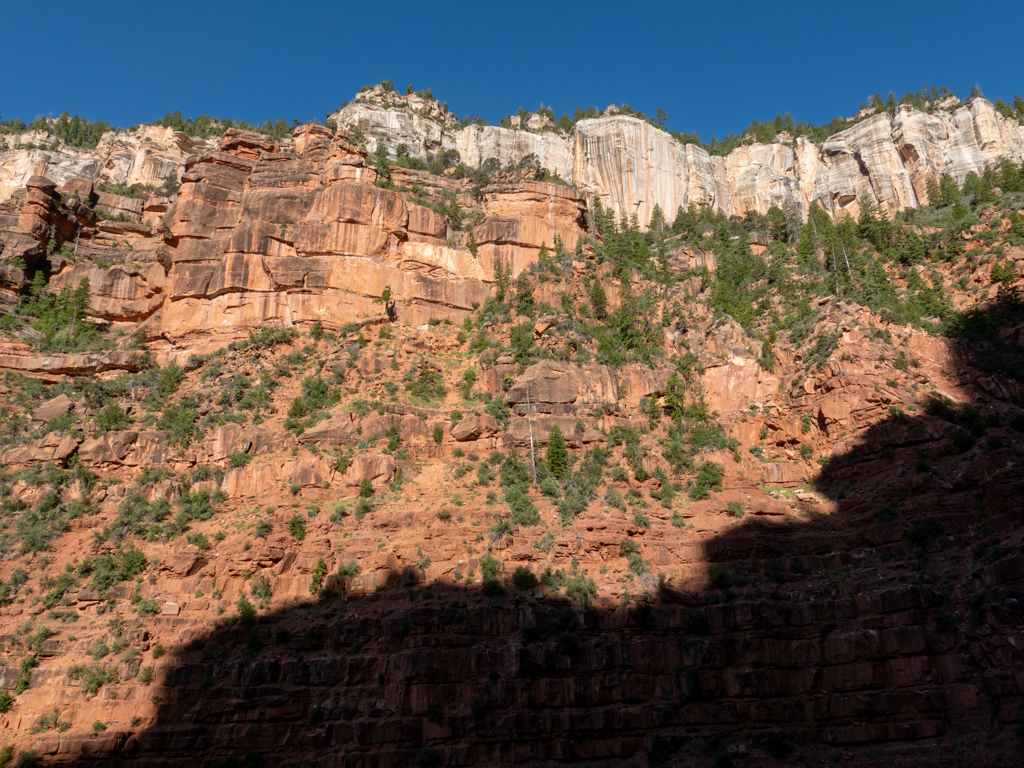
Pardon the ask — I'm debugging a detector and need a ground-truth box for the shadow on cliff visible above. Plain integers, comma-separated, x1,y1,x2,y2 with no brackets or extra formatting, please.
67,299,1024,768
707,289,1024,567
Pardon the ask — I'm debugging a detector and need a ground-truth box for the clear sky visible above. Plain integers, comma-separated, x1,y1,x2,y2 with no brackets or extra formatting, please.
4,0,1023,141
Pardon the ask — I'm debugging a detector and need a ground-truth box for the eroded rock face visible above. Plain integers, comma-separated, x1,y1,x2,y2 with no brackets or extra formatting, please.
456,124,574,179
0,124,596,345
0,125,208,203
329,96,1024,227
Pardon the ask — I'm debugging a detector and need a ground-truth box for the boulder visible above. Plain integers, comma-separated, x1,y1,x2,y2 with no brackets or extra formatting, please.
30,394,73,425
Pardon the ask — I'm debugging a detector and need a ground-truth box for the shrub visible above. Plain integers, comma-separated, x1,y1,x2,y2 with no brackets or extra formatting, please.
0,691,14,713
68,664,117,696
432,425,444,444
604,486,624,510
334,451,353,473
512,566,538,591
309,557,327,594
253,520,272,538
688,461,724,500
406,362,446,403
288,515,306,540
95,404,130,432
250,574,273,607
565,574,597,607
484,397,510,425
92,721,107,734
229,452,253,468
355,498,373,518
336,560,361,588
619,538,640,557
236,593,257,624
799,444,813,460
159,398,200,447
539,476,560,497
726,501,744,518
358,478,374,498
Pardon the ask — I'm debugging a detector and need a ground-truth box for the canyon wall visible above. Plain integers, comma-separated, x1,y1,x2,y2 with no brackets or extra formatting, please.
336,97,1024,226
5,97,1023,230
0,125,588,349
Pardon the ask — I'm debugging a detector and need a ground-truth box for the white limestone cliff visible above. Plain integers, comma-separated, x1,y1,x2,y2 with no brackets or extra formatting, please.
4,96,1023,223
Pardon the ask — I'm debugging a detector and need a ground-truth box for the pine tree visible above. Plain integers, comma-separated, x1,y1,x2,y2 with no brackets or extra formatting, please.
663,372,685,421
796,226,817,271
373,139,391,184
590,279,608,320
513,272,534,316
649,203,666,232
537,242,551,270
494,259,511,302
546,424,568,478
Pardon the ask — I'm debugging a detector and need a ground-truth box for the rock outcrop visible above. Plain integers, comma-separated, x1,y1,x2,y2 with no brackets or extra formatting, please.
0,124,591,345
6,95,1023,239
0,125,210,203
330,95,1024,226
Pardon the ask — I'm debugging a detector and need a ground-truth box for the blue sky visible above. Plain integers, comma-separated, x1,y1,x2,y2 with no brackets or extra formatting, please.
4,0,1023,141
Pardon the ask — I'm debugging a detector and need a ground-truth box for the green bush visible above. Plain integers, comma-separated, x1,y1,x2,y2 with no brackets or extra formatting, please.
159,398,200,447
309,557,327,594
359,478,374,498
68,664,117,696
512,566,538,591
288,515,306,540
688,461,724,501
565,574,597,607
484,397,511,425
539,476,560,497
229,452,253,468
94,404,130,432
236,592,257,624
20,276,108,353
726,501,744,518
406,361,445,403
336,560,361,587
432,425,444,444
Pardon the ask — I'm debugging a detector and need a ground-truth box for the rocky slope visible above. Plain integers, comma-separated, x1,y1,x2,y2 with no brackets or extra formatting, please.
0,116,1021,768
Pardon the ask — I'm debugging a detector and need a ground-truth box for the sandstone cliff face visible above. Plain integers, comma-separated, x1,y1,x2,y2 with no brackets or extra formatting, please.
332,97,1024,226
456,124,575,179
0,125,589,348
0,126,213,203
7,97,1023,232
